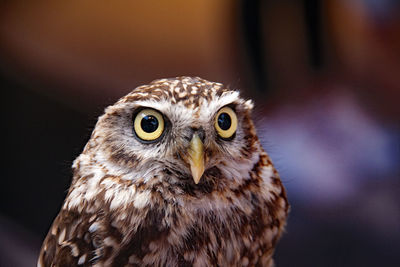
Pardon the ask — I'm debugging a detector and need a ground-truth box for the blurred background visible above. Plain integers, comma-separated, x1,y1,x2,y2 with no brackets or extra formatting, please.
1,0,399,266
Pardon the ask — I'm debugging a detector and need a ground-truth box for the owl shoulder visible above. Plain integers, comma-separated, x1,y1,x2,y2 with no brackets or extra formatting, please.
37,203,110,267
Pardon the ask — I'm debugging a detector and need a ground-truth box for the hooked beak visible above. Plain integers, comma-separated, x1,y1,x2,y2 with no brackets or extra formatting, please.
187,133,205,184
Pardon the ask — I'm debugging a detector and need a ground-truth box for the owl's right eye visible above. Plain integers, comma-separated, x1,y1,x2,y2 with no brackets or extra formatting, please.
133,109,165,142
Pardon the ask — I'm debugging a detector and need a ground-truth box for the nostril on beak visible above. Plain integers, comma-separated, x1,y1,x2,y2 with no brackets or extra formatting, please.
190,127,205,143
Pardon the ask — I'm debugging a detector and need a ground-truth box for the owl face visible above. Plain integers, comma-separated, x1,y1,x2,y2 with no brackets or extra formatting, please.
84,77,258,190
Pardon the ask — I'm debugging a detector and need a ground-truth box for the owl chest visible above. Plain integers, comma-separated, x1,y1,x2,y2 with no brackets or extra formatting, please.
107,200,277,266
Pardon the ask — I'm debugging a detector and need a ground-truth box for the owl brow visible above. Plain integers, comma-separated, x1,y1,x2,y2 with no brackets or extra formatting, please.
225,102,238,111
132,99,173,113
131,106,157,115
215,102,238,115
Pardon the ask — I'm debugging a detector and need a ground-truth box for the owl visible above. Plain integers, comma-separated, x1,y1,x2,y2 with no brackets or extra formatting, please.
38,77,289,267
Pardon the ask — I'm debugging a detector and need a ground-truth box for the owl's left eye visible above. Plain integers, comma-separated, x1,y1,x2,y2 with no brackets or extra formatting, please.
133,109,165,142
215,106,238,140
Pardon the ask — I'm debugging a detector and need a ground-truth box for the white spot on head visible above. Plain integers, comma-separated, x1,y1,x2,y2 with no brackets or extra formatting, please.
191,86,198,94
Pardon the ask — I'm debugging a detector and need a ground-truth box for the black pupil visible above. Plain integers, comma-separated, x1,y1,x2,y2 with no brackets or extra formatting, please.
218,113,231,130
141,115,159,133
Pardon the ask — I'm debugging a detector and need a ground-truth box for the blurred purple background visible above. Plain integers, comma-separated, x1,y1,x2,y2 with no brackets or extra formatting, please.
1,0,399,266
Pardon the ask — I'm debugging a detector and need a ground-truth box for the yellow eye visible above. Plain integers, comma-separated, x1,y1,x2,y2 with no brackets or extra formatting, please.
133,109,165,141
215,106,238,139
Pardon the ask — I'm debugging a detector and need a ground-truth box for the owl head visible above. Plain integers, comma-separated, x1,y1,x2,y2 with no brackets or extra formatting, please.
76,77,260,194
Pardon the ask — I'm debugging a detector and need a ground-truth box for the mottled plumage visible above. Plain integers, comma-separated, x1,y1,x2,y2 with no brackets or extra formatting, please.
38,77,289,267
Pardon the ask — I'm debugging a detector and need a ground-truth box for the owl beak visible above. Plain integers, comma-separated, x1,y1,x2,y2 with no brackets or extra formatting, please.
188,133,205,184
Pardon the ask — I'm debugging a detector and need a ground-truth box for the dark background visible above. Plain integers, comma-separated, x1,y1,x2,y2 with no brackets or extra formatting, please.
1,0,399,266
